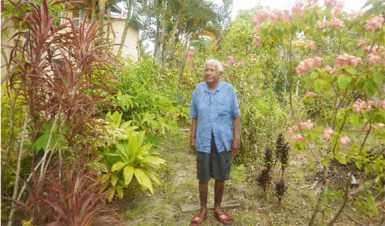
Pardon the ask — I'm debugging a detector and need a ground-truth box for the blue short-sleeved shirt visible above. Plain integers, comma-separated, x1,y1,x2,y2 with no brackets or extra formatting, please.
190,81,240,153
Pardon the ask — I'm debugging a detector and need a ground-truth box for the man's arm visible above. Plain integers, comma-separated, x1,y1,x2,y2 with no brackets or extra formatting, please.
232,117,242,154
190,119,197,150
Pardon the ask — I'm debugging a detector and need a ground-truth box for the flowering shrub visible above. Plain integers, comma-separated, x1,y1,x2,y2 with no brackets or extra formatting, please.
251,0,385,224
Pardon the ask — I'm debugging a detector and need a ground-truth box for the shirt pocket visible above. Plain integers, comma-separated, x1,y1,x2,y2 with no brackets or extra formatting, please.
216,101,230,115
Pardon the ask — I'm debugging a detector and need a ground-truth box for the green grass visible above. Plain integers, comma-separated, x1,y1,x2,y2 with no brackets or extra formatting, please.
119,129,384,225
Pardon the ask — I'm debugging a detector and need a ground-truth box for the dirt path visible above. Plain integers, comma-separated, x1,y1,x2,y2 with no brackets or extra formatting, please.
120,129,379,225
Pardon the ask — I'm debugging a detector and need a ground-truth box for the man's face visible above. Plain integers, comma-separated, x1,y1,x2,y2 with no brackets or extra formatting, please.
204,63,222,84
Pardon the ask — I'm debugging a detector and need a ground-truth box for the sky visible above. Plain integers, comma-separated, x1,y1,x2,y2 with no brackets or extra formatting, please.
212,0,369,19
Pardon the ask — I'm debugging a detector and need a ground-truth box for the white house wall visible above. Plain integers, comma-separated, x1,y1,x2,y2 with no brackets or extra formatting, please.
110,19,139,61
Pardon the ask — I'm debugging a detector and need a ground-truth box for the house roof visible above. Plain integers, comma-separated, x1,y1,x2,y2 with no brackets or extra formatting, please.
107,3,143,30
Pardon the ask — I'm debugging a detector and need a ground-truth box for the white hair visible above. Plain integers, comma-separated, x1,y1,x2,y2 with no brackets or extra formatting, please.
205,59,224,72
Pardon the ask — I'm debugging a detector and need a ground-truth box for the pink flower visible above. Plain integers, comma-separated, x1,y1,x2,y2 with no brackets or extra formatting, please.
365,15,384,31
253,32,261,47
186,50,194,58
324,127,334,135
292,126,299,132
333,2,344,16
299,120,314,130
296,57,323,76
305,91,314,98
306,40,316,49
236,61,245,67
368,54,381,64
324,65,334,74
335,54,362,68
291,2,305,16
293,134,305,143
323,127,334,141
353,99,364,112
252,10,270,25
287,127,294,135
324,0,337,8
357,39,368,47
323,133,332,141
349,11,364,20
317,19,345,29
227,56,235,65
340,136,351,146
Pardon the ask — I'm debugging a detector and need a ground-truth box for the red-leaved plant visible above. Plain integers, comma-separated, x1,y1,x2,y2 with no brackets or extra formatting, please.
2,0,118,224
21,164,122,226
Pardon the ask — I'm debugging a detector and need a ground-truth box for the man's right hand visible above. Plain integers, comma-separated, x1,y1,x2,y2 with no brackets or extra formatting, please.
190,140,196,150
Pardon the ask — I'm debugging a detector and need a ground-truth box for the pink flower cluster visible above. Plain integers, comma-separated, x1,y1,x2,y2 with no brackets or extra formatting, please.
291,2,306,16
287,125,299,135
317,19,345,29
222,56,245,68
323,65,334,74
368,54,382,64
353,99,385,113
324,0,344,16
299,120,315,130
323,127,334,141
348,11,364,20
293,134,305,143
335,54,362,68
324,0,337,8
287,120,315,143
186,50,194,58
357,39,368,47
295,57,323,76
252,3,308,47
362,45,385,65
340,136,351,146
364,15,384,31
305,91,315,98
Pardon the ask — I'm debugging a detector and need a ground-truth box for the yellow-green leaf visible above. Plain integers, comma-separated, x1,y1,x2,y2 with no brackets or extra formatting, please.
123,165,134,186
112,162,127,172
337,74,352,90
116,187,124,199
111,175,118,187
141,156,166,166
134,168,154,194
373,71,384,85
108,188,115,202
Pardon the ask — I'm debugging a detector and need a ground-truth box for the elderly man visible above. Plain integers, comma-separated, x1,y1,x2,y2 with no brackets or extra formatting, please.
190,59,241,225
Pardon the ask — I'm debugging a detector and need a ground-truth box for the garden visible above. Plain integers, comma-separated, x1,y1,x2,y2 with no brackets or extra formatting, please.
1,0,384,225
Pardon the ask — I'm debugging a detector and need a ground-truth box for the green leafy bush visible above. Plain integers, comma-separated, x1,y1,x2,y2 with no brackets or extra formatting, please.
100,111,166,201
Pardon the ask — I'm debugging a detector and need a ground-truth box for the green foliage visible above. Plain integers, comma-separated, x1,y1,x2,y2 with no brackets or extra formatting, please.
32,123,66,154
231,164,247,185
112,59,189,134
100,111,166,201
237,88,287,164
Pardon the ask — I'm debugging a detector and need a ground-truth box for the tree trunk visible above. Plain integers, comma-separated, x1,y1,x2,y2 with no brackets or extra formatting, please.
106,6,111,42
118,0,133,57
7,109,29,226
99,0,105,44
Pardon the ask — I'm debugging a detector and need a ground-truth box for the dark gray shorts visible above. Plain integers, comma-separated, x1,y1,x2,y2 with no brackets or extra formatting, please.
196,135,232,182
